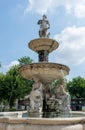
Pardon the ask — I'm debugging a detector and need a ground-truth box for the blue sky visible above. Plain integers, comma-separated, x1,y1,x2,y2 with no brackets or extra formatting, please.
0,0,85,81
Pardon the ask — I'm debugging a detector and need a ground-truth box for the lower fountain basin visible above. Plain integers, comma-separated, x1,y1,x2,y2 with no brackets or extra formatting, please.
19,62,70,83
0,111,85,130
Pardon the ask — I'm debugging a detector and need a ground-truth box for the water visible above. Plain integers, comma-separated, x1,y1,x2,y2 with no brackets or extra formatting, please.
0,111,85,118
22,112,85,118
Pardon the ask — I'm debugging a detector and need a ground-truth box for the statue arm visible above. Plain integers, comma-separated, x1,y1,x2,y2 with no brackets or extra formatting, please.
37,20,42,25
47,21,50,29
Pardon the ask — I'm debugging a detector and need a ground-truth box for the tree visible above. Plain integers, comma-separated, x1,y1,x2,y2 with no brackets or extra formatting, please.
0,73,5,102
4,66,19,108
67,76,85,98
0,62,1,67
0,73,7,111
4,65,32,108
18,56,33,96
18,56,33,66
3,56,33,108
0,56,33,109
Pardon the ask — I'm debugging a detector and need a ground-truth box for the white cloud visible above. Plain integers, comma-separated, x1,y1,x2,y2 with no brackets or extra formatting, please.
3,61,19,72
74,4,85,18
24,0,57,14
8,61,19,67
53,26,85,65
24,0,85,18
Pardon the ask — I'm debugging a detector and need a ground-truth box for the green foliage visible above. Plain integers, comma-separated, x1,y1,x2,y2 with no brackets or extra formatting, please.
52,78,65,86
18,56,33,66
7,108,17,111
67,76,85,98
51,78,65,93
4,65,32,108
0,62,1,67
0,73,5,101
0,56,33,109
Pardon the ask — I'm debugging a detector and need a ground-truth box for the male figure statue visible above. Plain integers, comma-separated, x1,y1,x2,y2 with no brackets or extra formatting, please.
37,15,50,38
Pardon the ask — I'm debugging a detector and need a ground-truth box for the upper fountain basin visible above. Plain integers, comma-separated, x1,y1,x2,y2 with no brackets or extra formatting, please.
28,38,59,53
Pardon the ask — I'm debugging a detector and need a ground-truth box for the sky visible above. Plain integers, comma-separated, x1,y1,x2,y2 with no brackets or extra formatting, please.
0,0,85,81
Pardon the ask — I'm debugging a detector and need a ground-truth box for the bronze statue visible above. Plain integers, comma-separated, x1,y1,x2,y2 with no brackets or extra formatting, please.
37,15,50,38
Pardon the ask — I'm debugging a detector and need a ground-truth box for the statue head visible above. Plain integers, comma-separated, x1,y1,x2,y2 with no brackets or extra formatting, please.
43,14,47,20
53,78,65,86
51,78,66,94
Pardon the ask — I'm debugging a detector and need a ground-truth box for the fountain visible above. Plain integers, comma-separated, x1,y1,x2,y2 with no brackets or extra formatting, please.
19,14,70,116
0,15,85,130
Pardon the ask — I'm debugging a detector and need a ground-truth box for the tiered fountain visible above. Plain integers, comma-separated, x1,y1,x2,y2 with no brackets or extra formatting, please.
19,14,70,117
0,15,85,130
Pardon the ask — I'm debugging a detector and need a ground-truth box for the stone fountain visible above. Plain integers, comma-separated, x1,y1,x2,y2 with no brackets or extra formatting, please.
0,15,85,130
19,14,70,117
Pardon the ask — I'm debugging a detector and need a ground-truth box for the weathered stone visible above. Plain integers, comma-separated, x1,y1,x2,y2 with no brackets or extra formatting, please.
0,117,85,130
19,62,70,83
